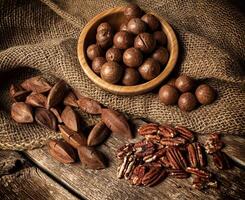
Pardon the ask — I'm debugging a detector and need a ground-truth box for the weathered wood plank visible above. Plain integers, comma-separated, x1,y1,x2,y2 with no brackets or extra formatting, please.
0,151,78,200
26,135,245,200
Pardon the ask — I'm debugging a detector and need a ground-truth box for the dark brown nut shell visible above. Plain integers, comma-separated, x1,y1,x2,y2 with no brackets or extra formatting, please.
141,14,160,31
101,108,132,139
92,57,107,75
86,44,103,60
96,29,113,49
25,93,47,108
124,4,142,20
20,76,51,93
134,33,156,53
11,102,33,123
50,107,63,123
113,31,134,49
46,80,69,109
178,92,197,112
123,47,143,68
138,58,160,81
63,91,78,107
122,68,140,86
158,85,179,105
100,61,123,84
58,125,87,148
127,18,146,34
77,96,102,114
35,107,57,131
153,31,167,46
87,121,110,146
195,84,216,105
61,106,80,132
106,48,122,62
97,22,112,32
175,75,195,93
151,47,169,65
77,146,107,169
10,84,30,102
48,139,76,164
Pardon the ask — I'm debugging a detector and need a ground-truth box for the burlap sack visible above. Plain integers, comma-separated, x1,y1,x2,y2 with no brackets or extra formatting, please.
0,0,244,150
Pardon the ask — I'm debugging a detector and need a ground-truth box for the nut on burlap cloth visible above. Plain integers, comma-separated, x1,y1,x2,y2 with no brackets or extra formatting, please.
0,0,244,150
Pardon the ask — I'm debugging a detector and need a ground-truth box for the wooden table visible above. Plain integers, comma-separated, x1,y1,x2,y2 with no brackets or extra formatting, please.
0,134,244,200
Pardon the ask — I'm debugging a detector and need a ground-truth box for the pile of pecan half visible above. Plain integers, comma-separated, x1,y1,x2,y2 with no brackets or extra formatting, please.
117,123,231,190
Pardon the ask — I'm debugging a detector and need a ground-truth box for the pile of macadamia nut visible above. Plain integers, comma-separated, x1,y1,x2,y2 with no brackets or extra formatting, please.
158,75,216,112
86,4,169,86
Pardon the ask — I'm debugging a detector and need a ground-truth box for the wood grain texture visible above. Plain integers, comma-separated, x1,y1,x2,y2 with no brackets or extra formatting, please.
26,135,245,200
77,6,178,95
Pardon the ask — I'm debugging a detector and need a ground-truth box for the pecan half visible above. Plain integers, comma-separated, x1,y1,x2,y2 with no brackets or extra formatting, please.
187,143,206,168
166,148,187,169
212,151,231,169
167,169,190,179
131,165,146,186
204,133,223,154
186,167,211,179
138,123,158,136
117,143,134,159
175,125,195,142
158,124,177,138
160,137,186,146
159,156,171,168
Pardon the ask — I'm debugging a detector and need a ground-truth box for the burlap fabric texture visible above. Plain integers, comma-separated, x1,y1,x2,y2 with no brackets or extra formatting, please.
0,0,244,150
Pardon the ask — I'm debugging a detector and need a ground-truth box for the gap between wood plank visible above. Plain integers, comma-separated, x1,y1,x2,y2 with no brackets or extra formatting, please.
21,151,86,200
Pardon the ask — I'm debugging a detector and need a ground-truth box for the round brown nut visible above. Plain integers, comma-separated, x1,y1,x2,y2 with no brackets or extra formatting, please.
159,85,179,105
178,92,197,112
106,48,122,62
175,75,195,93
127,18,146,35
100,61,123,84
151,47,169,65
153,31,167,46
92,57,106,75
96,29,113,49
122,68,140,86
97,22,112,32
141,14,160,31
124,4,142,20
86,44,103,60
113,31,134,49
120,22,128,31
195,84,216,105
134,33,156,53
123,47,143,68
138,58,161,81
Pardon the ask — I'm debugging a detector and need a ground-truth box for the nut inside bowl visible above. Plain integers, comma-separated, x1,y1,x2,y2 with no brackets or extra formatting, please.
77,6,178,95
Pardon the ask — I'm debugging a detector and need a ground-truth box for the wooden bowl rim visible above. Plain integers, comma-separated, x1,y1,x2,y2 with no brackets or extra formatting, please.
78,6,179,95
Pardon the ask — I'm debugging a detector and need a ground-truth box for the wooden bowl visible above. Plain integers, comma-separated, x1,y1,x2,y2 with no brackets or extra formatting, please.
77,6,178,95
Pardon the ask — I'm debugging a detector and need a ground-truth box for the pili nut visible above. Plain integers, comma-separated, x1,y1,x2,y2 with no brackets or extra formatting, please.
175,125,195,142
9,84,30,102
167,169,190,179
87,121,110,146
48,139,76,164
77,96,102,114
63,91,78,107
21,76,52,93
160,137,186,146
50,107,63,123
25,93,47,107
61,106,80,132
58,125,87,148
46,80,69,109
77,146,107,170
11,102,34,123
212,151,231,170
185,167,211,179
35,108,57,131
158,124,177,138
137,123,158,135
101,108,133,139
